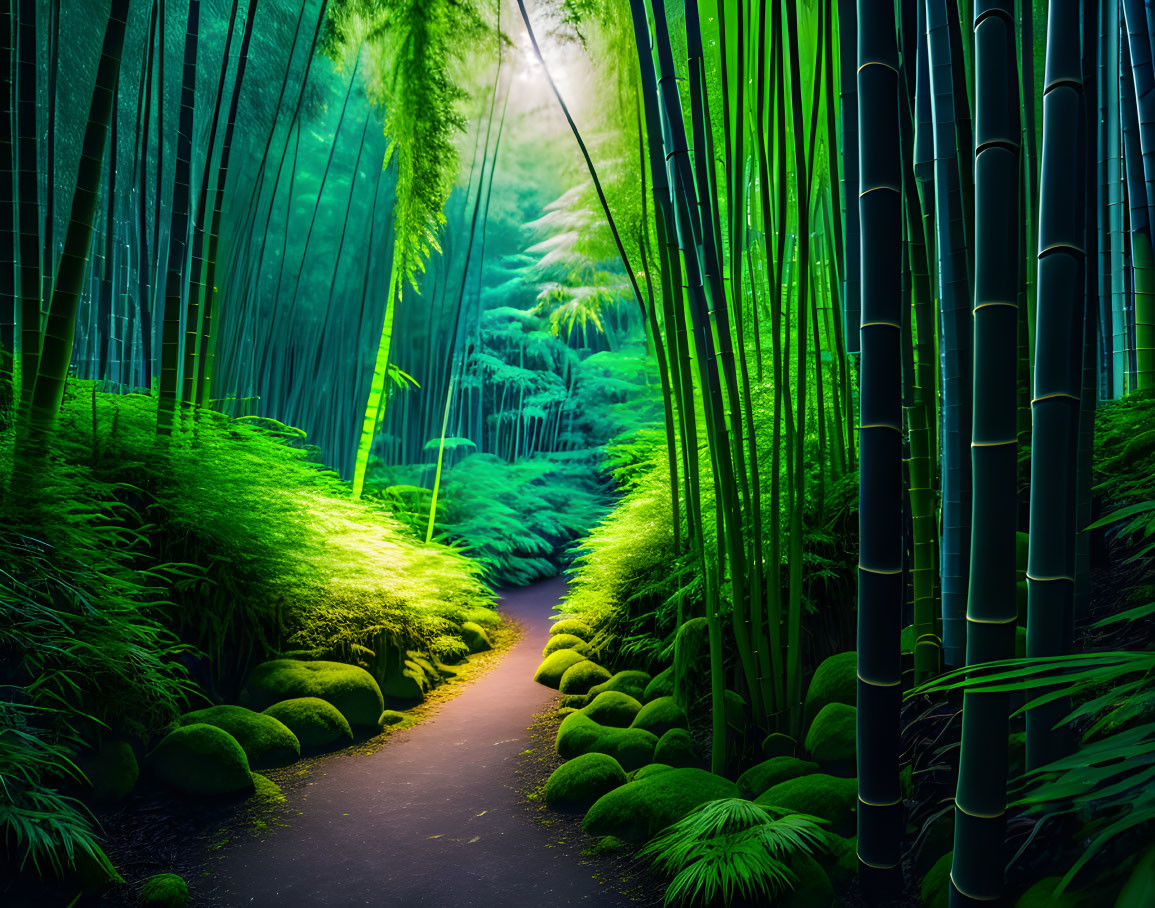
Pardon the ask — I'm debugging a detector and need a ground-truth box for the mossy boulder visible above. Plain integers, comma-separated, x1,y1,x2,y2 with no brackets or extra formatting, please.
1015,877,1087,908
262,697,353,752
803,651,857,729
556,706,580,719
378,709,410,727
804,702,856,769
559,660,613,696
781,852,834,908
629,696,688,738
180,704,300,770
544,752,627,812
643,665,675,701
556,711,658,771
384,655,430,701
83,738,138,802
820,835,857,888
632,763,675,781
755,773,857,837
654,728,701,768
251,772,286,807
240,659,384,729
582,767,740,842
542,633,590,658
148,724,254,797
761,732,797,758
560,693,589,709
533,649,590,689
582,690,643,727
586,670,651,702
460,621,492,654
737,756,819,798
921,851,952,908
140,873,190,908
549,618,593,640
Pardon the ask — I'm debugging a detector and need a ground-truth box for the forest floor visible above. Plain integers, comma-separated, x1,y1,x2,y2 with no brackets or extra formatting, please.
188,577,640,907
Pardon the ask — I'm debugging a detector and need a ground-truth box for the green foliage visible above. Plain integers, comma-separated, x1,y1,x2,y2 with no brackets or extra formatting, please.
639,798,828,907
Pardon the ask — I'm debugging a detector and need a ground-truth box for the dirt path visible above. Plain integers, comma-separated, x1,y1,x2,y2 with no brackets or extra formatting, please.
211,578,632,907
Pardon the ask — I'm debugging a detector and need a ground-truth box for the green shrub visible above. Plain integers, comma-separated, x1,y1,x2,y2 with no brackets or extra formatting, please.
559,660,613,695
582,691,643,727
582,768,740,842
180,705,300,770
544,752,627,811
556,710,657,771
262,698,353,752
240,659,384,730
148,724,254,797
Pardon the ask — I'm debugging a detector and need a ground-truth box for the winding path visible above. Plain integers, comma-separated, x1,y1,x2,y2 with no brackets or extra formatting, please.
213,578,631,907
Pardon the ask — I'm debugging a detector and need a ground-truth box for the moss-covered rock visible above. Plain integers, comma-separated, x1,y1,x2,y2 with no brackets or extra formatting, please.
533,649,590,689
262,697,353,752
544,752,627,811
409,652,445,687
140,873,190,908
1015,877,1087,908
803,651,857,729
643,665,675,701
559,660,613,695
921,851,952,908
251,772,286,807
460,621,492,654
240,659,384,729
586,670,651,702
820,834,857,888
629,696,688,738
556,706,580,719
556,711,658,771
542,633,590,658
560,693,589,709
736,756,819,798
384,655,430,701
549,618,593,640
148,724,254,797
582,691,643,727
653,728,701,768
781,852,834,908
804,702,856,768
180,704,300,770
378,709,410,727
582,767,740,842
83,738,138,802
632,763,674,781
754,773,857,837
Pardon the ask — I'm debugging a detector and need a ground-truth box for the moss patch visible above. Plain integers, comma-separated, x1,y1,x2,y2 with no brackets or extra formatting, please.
262,697,353,753
653,728,701,768
533,649,589,689
139,873,190,907
586,669,651,702
737,756,819,798
582,767,739,842
804,702,856,768
556,710,657,771
629,695,688,738
148,724,254,797
181,704,300,770
378,709,411,727
582,690,643,727
803,651,857,730
544,752,627,812
754,773,857,837
559,660,613,695
250,772,286,807
542,633,590,658
240,659,384,729
460,621,492,654
631,762,674,781
549,618,593,640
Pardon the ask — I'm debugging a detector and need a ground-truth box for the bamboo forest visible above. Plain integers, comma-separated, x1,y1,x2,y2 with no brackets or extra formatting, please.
5,0,1155,905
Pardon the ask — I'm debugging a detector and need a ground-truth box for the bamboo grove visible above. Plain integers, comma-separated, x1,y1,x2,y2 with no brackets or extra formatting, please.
2,0,1154,904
